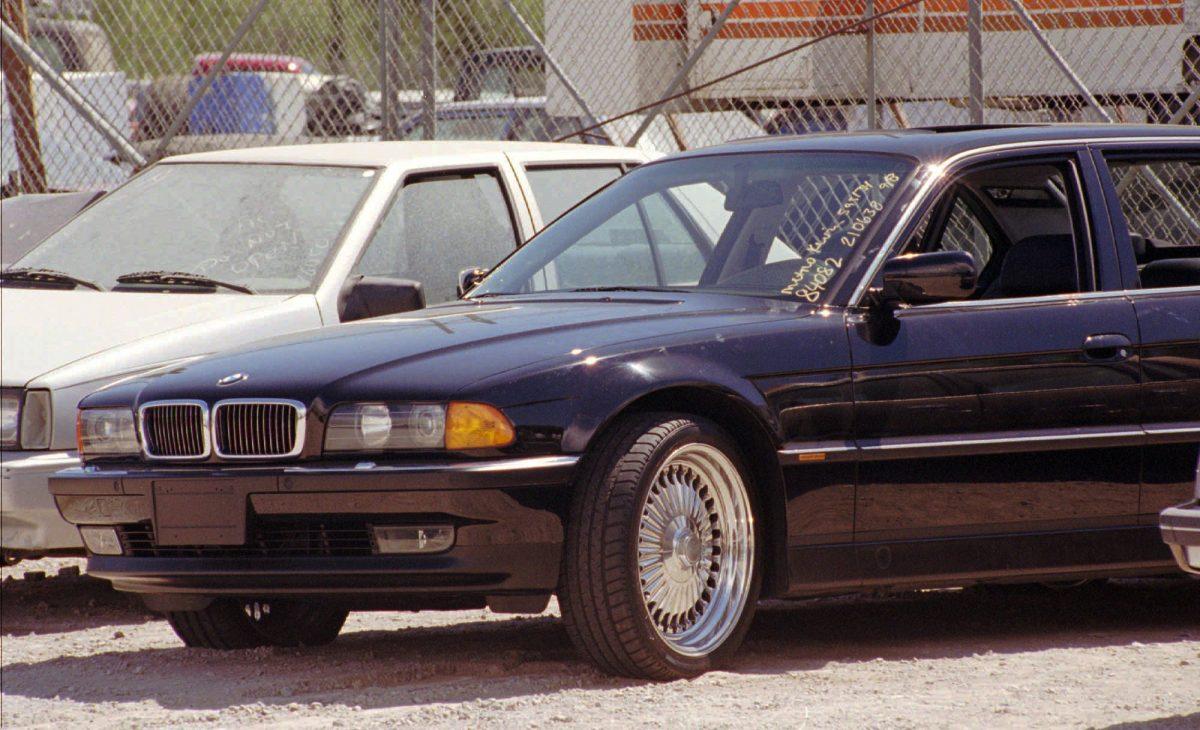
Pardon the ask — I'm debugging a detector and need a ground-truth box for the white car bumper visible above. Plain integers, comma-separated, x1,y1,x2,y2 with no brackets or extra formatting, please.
1,450,84,554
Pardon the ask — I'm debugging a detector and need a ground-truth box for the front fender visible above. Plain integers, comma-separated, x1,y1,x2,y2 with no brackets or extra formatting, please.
560,352,778,453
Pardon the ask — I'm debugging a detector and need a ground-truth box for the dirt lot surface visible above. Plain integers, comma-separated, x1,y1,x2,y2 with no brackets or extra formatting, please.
2,558,1197,729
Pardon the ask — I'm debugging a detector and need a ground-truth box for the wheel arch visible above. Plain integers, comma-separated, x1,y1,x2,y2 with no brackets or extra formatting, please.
582,384,790,598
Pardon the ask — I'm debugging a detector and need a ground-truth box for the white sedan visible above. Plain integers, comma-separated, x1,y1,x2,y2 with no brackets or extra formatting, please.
1,140,649,561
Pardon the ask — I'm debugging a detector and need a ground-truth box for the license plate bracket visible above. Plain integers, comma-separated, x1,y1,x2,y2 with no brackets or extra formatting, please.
152,479,269,546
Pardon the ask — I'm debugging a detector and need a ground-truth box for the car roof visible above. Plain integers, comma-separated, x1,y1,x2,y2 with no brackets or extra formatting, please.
672,124,1200,164
160,140,645,166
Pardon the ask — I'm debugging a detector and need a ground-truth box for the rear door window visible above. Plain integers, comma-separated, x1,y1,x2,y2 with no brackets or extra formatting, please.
1103,155,1200,289
525,165,623,226
355,169,519,304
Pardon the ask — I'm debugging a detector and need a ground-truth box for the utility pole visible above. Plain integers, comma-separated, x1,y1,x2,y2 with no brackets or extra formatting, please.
1,0,47,194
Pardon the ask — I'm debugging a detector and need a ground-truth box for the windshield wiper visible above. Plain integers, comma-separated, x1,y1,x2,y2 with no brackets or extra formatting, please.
0,268,102,290
115,271,254,294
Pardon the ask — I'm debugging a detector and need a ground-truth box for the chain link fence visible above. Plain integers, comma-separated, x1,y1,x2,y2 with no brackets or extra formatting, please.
2,0,1197,196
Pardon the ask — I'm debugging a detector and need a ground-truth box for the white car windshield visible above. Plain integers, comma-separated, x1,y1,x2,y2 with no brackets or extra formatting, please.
13,162,378,293
471,151,915,303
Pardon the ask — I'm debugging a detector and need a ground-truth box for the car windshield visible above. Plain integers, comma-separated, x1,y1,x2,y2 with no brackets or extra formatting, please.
471,151,915,303
13,162,378,293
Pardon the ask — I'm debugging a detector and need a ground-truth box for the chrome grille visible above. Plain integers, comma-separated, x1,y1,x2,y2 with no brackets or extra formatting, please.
212,400,304,458
140,401,208,459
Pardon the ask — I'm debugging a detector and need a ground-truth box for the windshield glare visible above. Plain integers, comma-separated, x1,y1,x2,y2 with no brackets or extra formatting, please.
472,152,914,303
14,162,377,293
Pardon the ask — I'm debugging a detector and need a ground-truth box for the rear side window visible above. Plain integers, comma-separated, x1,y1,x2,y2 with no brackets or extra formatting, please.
1105,155,1200,290
525,165,623,226
355,169,518,304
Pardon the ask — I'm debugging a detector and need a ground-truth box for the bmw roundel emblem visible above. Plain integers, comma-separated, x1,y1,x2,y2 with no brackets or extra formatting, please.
217,372,248,386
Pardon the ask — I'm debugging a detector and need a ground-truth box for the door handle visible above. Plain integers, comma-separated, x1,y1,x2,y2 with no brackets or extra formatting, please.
1082,333,1133,362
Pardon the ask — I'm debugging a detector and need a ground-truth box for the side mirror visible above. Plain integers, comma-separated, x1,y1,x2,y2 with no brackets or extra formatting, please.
338,275,424,322
457,267,489,298
875,250,978,307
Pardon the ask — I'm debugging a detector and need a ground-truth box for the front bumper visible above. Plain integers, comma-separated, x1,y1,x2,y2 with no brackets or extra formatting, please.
1159,500,1200,575
1,450,85,554
49,456,578,602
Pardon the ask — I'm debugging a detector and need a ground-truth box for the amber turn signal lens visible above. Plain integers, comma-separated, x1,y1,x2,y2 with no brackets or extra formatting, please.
444,402,515,450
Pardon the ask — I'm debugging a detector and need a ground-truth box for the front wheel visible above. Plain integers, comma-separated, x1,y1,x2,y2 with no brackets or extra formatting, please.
560,413,761,679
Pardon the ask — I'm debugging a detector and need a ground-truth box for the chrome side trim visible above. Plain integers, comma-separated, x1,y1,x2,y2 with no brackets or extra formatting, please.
137,400,210,461
858,428,1144,455
849,135,1200,306
898,285,1200,313
777,425,1200,463
1146,422,1200,435
281,454,580,474
211,398,307,460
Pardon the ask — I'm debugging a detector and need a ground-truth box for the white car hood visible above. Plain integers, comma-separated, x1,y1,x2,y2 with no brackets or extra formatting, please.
1,288,318,388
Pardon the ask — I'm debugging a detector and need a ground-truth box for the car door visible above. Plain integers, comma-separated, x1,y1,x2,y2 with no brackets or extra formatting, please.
849,149,1147,584
348,166,523,307
1092,143,1200,523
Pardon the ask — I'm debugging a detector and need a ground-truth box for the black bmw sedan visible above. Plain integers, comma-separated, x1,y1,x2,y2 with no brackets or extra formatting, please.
52,125,1200,679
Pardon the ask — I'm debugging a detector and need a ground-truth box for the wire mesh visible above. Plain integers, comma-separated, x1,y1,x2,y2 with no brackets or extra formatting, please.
0,0,1197,196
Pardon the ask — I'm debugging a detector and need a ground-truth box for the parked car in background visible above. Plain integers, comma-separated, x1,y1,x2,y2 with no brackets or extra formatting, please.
453,45,542,101
0,190,103,267
398,98,610,144
192,53,317,76
27,16,117,73
48,125,1198,678
0,140,647,562
3,16,130,192
1160,457,1200,575
133,54,322,142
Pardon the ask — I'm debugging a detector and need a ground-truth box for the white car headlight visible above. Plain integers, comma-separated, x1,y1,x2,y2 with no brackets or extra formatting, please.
19,390,51,450
76,408,140,457
0,389,19,448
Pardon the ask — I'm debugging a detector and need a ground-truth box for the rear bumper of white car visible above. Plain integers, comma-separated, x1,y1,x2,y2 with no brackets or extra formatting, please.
1,450,84,555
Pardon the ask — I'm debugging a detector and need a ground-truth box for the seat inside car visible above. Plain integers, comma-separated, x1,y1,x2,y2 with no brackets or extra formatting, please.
989,233,1078,298
1130,232,1200,288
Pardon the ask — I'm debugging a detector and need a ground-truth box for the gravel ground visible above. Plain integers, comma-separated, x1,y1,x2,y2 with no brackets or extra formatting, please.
2,558,1198,729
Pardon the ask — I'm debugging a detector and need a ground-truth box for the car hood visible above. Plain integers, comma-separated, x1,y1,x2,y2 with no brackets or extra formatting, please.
1,288,314,388
136,293,813,405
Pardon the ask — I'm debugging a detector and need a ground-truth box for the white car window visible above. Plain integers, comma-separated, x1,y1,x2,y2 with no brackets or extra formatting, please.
355,169,519,304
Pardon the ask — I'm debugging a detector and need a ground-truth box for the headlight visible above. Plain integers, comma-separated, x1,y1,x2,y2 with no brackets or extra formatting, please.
324,401,514,452
324,403,446,451
19,390,51,449
0,389,19,448
1,389,53,450
76,408,140,457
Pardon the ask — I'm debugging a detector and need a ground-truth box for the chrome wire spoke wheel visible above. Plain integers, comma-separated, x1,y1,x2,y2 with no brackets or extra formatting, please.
637,442,754,657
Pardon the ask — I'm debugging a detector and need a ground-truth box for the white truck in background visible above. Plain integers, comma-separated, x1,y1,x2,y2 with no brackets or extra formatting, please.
545,0,1200,144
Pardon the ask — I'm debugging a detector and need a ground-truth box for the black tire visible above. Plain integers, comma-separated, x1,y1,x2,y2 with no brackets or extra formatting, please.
166,600,265,650
243,600,348,647
167,599,347,649
559,412,762,680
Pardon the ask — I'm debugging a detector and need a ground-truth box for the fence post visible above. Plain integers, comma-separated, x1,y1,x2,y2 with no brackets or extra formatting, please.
379,0,390,140
865,0,878,130
420,0,437,141
967,0,983,124
0,0,46,194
